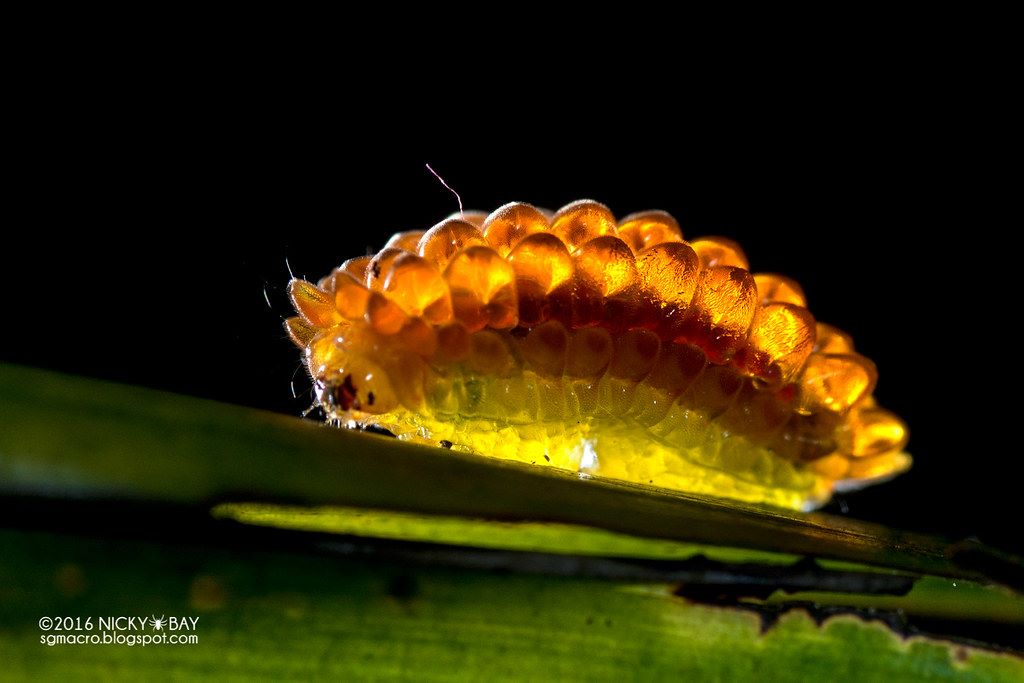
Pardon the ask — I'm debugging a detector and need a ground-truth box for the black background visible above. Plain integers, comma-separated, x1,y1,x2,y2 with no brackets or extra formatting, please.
4,101,1015,555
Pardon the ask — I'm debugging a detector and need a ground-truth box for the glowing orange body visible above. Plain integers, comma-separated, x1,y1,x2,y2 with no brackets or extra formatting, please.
286,201,910,510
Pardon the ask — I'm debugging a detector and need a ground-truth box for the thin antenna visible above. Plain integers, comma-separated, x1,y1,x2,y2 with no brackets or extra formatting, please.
425,163,464,218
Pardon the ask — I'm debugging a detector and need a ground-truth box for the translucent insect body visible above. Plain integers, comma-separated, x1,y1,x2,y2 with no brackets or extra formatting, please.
286,201,910,511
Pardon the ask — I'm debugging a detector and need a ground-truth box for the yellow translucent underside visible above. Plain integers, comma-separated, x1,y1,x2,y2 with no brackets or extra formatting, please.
356,369,842,511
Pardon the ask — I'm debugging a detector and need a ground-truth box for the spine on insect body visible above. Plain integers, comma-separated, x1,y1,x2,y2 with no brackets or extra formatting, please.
285,200,910,510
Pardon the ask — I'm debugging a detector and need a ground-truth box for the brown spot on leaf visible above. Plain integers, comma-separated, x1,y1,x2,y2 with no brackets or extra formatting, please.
190,575,227,611
54,564,86,597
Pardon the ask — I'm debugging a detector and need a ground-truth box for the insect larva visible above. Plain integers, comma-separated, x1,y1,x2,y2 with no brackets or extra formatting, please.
286,200,909,511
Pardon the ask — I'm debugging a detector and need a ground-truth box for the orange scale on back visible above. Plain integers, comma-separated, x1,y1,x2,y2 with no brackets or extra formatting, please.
449,210,489,228
418,218,487,269
385,230,426,252
635,242,701,328
845,451,911,480
617,210,683,253
508,233,574,327
289,279,342,328
365,290,409,335
681,266,759,363
366,247,409,291
574,235,640,329
340,255,372,281
797,352,877,415
382,252,453,324
317,271,337,293
549,200,617,252
740,303,817,385
574,236,638,298
815,323,855,353
508,233,574,293
445,245,518,331
754,273,807,307
482,202,550,257
691,237,750,270
330,271,372,320
285,316,317,348
836,406,909,458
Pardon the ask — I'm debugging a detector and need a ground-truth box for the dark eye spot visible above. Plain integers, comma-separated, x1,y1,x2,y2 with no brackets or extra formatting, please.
367,391,375,406
361,424,396,438
439,440,453,449
330,374,360,411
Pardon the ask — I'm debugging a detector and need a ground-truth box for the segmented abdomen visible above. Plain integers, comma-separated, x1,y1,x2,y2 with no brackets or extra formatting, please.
286,200,910,507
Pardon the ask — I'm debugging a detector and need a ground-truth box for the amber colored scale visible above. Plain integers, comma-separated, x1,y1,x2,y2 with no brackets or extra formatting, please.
286,200,910,510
